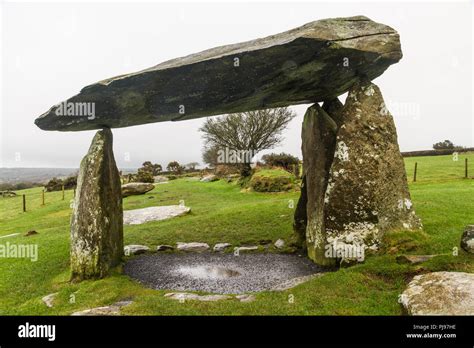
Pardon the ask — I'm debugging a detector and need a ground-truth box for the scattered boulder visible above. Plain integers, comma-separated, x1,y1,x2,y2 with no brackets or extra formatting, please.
123,205,190,225
153,175,169,183
234,246,258,254
70,128,123,281
274,239,285,249
164,292,231,302
121,182,154,197
213,243,232,252
396,255,436,265
71,300,133,316
200,175,218,182
25,230,38,237
461,225,474,253
401,272,474,315
177,242,210,252
1,190,16,197
156,245,174,251
41,293,58,308
124,245,150,255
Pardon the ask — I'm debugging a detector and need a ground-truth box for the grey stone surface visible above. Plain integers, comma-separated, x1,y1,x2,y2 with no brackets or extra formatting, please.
121,182,154,197
156,245,174,251
123,205,190,225
41,293,58,308
234,246,259,254
124,253,325,294
70,128,123,280
274,239,285,249
213,243,232,252
401,272,474,315
153,175,169,183
124,245,150,255
177,242,210,252
35,16,401,132
396,255,436,265
461,225,474,253
164,292,232,302
71,300,133,316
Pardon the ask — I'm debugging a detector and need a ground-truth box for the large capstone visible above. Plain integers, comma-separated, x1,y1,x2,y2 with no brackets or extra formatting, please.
70,128,123,281
35,16,402,132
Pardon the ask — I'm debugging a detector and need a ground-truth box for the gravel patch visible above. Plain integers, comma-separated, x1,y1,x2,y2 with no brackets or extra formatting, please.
124,253,326,294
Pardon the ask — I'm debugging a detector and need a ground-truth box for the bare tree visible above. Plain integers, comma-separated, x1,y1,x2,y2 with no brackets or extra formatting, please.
200,107,296,176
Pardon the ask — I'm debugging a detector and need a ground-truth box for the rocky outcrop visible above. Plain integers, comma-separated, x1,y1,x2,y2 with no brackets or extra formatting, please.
70,128,123,281
35,16,401,132
121,182,154,197
461,225,474,253
401,272,474,315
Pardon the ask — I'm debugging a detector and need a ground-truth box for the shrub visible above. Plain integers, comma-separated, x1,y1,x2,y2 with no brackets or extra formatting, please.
134,169,155,183
261,153,299,172
249,168,295,192
45,176,77,192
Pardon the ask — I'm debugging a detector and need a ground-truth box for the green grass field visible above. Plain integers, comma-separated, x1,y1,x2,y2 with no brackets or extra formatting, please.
0,153,473,315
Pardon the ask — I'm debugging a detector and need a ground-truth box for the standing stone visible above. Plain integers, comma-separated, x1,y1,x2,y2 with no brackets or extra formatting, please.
301,104,338,266
70,128,123,281
324,80,421,251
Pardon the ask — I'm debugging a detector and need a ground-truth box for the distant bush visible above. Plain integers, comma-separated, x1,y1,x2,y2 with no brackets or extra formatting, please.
0,182,42,191
433,140,456,150
249,168,295,192
133,169,155,183
45,176,77,192
167,161,185,175
261,153,299,172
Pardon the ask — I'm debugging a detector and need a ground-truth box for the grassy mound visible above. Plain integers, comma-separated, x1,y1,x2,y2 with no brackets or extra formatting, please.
249,168,296,192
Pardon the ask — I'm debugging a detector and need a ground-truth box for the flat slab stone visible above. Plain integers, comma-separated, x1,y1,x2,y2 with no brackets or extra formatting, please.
123,205,190,225
35,16,401,132
401,272,474,315
124,253,325,294
71,300,133,316
177,242,210,252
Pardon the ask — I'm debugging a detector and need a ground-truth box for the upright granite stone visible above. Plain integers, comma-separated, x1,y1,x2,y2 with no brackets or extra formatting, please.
301,104,338,266
70,128,123,281
35,16,402,132
324,80,421,250
296,79,421,265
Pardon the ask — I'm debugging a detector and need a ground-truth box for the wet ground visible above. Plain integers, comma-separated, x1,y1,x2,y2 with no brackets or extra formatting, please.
124,253,325,294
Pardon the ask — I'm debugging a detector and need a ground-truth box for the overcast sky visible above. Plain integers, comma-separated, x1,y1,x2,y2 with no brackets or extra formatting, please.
1,0,472,168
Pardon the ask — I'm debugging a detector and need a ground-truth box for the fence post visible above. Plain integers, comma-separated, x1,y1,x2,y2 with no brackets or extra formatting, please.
465,158,468,178
42,190,45,206
22,194,26,212
62,185,65,200
413,162,418,182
